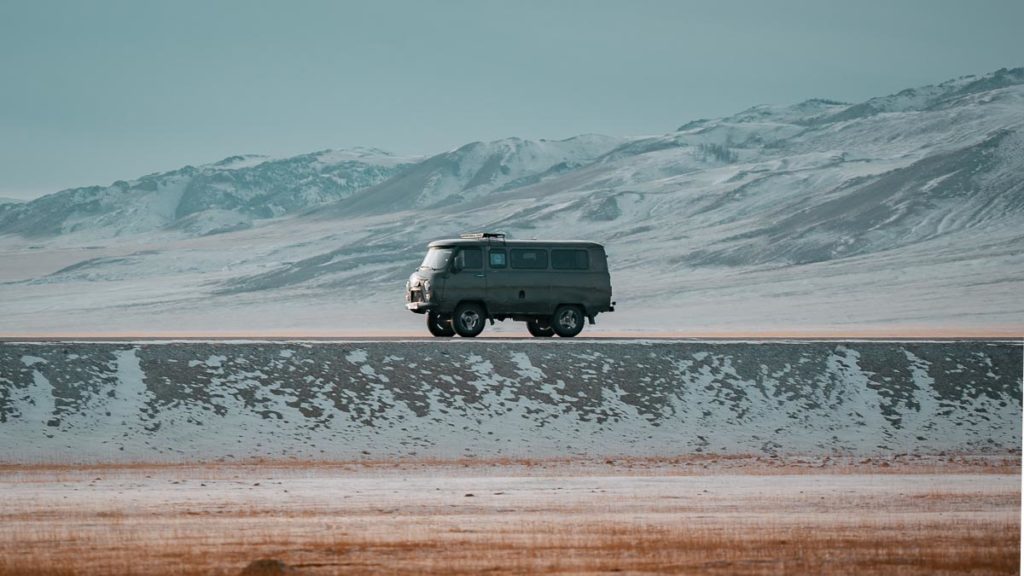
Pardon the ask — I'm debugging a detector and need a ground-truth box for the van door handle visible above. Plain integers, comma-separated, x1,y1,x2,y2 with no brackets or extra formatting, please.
474,273,485,278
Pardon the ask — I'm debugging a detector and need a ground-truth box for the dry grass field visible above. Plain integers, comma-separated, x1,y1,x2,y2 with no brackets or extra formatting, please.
0,456,1018,575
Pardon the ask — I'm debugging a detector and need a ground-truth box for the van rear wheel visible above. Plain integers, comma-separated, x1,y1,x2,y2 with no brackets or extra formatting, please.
453,302,486,337
551,305,584,338
427,311,455,337
527,318,554,337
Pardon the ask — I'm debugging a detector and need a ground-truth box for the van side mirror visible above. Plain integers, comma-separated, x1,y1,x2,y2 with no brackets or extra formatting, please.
451,252,464,274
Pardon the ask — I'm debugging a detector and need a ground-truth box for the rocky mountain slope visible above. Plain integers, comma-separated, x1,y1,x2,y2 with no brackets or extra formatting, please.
0,68,1021,334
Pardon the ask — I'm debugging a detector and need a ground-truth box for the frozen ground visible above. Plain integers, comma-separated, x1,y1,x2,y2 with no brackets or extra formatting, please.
0,459,1018,575
0,340,1019,463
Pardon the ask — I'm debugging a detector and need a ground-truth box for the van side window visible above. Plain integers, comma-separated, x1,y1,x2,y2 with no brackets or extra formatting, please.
510,248,548,270
461,247,483,269
489,249,507,269
551,249,590,270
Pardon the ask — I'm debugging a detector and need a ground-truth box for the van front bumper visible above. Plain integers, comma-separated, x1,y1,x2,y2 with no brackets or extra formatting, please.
406,302,436,314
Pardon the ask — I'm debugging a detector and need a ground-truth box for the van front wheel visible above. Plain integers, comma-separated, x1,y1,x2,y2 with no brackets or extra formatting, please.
427,311,455,337
552,305,584,338
453,302,486,337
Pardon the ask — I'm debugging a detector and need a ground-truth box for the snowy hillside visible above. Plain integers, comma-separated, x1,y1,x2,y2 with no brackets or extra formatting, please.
0,68,1022,335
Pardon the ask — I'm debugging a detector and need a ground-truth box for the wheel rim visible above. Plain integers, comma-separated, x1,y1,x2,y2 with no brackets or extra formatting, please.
558,310,578,331
460,310,480,331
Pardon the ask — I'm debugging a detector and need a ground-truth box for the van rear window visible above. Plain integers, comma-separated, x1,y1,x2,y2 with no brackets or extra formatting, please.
551,249,590,270
510,248,548,269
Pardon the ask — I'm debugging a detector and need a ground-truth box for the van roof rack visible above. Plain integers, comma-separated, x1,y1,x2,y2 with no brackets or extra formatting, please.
460,232,506,239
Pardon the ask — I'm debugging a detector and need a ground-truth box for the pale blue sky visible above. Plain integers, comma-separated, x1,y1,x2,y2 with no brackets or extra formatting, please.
0,0,1020,199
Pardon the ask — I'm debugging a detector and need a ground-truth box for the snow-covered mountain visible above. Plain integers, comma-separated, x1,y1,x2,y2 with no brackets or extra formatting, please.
1,68,1021,335
333,135,626,214
0,148,417,238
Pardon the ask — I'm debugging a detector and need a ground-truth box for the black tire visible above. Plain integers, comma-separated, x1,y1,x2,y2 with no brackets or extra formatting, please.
526,318,555,338
452,302,486,337
426,311,455,337
551,305,584,338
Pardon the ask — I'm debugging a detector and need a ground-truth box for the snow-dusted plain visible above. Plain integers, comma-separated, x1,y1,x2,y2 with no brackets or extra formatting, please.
0,69,1021,335
1,340,1018,463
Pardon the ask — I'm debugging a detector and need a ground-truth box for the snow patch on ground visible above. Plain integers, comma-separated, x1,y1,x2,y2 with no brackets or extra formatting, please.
0,341,1018,464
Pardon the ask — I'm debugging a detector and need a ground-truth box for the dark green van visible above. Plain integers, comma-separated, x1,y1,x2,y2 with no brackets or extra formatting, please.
406,233,615,337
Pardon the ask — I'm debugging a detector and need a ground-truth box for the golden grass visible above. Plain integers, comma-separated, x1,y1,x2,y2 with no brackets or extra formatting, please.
1,516,1017,575
0,460,1018,575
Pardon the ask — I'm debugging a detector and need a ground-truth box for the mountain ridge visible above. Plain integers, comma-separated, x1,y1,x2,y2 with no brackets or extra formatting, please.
0,148,419,238
2,67,1019,241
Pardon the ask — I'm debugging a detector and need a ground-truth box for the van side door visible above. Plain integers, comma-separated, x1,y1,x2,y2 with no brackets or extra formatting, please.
508,247,552,314
445,247,486,307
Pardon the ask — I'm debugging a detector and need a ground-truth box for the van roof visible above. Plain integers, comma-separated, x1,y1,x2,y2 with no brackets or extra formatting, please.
427,238,605,249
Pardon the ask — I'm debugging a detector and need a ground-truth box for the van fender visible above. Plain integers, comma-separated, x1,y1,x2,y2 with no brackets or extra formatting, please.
455,300,490,319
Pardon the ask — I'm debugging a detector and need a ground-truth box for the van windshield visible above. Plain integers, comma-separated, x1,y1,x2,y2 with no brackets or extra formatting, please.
420,247,454,271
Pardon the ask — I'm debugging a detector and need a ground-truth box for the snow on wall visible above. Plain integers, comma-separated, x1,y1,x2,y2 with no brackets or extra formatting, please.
0,341,1019,464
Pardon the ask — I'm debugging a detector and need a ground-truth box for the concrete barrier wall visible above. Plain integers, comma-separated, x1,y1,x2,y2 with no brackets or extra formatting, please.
0,340,1020,463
